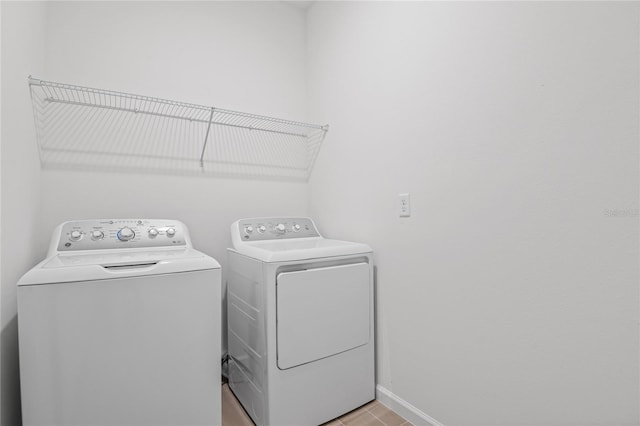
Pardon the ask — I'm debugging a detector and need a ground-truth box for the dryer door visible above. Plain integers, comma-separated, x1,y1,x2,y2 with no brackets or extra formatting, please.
276,262,370,370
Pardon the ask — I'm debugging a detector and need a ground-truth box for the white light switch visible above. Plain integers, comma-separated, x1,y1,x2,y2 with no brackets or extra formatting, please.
398,193,411,217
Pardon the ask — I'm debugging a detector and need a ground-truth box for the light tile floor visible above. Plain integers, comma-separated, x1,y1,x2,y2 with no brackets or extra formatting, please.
222,384,412,426
222,384,254,426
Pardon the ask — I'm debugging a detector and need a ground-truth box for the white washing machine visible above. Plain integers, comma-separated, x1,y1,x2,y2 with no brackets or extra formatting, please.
227,217,374,426
17,219,222,426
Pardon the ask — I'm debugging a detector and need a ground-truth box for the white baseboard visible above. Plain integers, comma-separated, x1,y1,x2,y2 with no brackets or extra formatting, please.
376,385,444,426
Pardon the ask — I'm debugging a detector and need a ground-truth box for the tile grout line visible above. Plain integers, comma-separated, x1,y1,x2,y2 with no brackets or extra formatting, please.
367,407,390,426
367,403,412,426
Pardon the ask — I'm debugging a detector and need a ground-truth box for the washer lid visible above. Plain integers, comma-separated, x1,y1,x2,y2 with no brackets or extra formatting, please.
18,248,220,286
230,237,372,262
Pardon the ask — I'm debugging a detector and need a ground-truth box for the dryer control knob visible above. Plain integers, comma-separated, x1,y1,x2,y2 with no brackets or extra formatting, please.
117,227,135,241
166,228,176,237
69,230,83,241
90,230,104,240
258,225,266,233
148,228,159,238
244,226,254,234
275,223,286,233
292,224,301,232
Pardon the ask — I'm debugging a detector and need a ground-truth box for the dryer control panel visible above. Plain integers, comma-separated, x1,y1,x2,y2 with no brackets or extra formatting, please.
54,219,189,253
236,217,320,241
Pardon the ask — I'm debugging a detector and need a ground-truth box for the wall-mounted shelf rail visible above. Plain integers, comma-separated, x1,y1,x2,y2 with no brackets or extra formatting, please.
28,77,328,180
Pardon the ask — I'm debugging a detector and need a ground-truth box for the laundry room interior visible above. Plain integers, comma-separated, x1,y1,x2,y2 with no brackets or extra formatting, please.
1,1,639,426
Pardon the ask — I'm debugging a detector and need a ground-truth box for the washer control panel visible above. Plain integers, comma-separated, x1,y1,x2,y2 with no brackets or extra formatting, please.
56,219,188,252
237,217,319,241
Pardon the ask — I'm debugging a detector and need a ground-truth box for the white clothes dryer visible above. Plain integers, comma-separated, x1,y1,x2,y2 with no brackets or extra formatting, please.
18,219,221,426
227,217,374,426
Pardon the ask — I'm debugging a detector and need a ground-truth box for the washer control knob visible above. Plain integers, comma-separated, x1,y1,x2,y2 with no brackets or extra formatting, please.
166,228,176,237
275,223,286,233
117,227,135,241
90,230,104,240
69,230,83,241
148,228,159,238
258,225,266,233
292,223,301,232
244,225,254,234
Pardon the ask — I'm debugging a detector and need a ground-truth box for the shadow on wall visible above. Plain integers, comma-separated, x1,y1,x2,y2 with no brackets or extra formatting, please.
1,315,22,426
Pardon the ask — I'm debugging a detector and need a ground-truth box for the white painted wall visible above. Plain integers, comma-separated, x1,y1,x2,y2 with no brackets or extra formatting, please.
307,2,639,425
38,0,310,356
1,2,47,425
43,1,307,118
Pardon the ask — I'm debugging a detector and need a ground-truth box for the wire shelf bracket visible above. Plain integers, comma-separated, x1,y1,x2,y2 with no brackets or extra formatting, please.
28,76,328,180
200,107,215,169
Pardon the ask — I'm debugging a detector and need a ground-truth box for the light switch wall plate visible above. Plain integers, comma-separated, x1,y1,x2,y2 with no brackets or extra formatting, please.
398,193,411,217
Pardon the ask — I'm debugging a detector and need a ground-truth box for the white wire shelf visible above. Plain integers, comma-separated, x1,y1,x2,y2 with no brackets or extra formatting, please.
29,77,328,180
